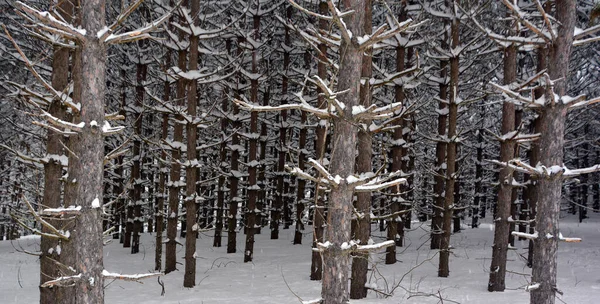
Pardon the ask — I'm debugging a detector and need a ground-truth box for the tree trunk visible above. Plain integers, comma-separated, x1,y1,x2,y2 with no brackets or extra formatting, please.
165,49,187,274
438,15,459,278
530,2,575,303
321,0,364,301
488,24,517,291
350,0,372,297
183,0,199,287
310,0,329,281
244,14,261,262
131,62,147,254
39,2,72,303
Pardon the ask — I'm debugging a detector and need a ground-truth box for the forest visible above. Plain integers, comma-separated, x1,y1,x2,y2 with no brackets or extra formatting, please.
0,0,599,303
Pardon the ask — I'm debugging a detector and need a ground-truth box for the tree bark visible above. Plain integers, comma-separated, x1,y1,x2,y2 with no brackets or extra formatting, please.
350,0,372,297
438,14,459,278
530,2,575,303
488,29,517,291
320,0,364,301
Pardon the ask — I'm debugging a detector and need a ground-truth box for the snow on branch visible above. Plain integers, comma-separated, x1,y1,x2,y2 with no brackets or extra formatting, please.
286,165,330,185
234,95,331,119
22,195,70,240
40,274,82,288
102,270,163,282
511,231,538,240
502,0,552,43
353,240,395,252
15,1,86,41
563,164,600,177
301,299,323,304
352,102,404,121
2,26,80,112
558,233,582,243
41,206,82,216
355,177,407,192
525,283,540,292
307,158,339,187
103,3,176,44
101,0,144,38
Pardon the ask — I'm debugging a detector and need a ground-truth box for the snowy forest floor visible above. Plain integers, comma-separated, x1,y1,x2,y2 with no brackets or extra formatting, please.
2,212,599,304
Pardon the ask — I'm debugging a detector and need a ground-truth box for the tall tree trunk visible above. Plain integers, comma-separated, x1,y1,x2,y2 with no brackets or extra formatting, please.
183,0,199,287
350,0,372,297
488,21,517,291
310,0,328,281
431,53,448,250
131,62,147,254
438,14,459,278
165,49,187,274
40,1,72,302
244,14,261,262
321,0,364,301
64,0,107,301
155,59,170,270
530,2,575,303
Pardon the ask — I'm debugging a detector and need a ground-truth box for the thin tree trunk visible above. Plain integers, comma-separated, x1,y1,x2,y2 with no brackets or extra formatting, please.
131,62,147,254
310,0,328,281
438,14,459,278
244,14,261,262
488,23,517,291
350,0,372,297
165,49,187,274
183,0,199,287
40,1,72,302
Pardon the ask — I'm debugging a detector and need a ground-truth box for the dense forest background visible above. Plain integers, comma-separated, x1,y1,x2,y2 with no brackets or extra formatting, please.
0,0,599,303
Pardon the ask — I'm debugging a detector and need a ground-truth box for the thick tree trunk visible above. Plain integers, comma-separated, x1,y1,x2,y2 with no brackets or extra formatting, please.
321,0,364,301
530,2,575,303
61,0,107,301
488,28,517,291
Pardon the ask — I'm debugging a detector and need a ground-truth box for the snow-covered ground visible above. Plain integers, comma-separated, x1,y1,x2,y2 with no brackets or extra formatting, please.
2,212,599,303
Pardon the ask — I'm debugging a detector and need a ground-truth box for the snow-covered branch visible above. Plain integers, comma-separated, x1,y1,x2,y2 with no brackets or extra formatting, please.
234,96,331,119
40,274,82,288
102,270,163,282
511,231,538,240
103,5,175,44
15,1,86,41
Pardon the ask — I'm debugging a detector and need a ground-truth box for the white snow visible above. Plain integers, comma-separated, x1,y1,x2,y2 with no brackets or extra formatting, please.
91,197,100,209
2,214,599,303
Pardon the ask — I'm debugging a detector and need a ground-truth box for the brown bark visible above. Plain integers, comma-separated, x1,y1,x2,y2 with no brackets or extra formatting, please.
155,57,170,270
183,0,200,287
431,58,448,250
165,49,187,274
310,0,328,281
131,62,147,254
488,31,517,291
39,2,73,303
530,2,575,303
244,14,261,262
350,0,372,297
438,15,459,278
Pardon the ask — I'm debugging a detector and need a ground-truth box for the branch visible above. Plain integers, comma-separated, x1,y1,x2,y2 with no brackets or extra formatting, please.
40,274,82,288
102,270,163,283
15,1,86,40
